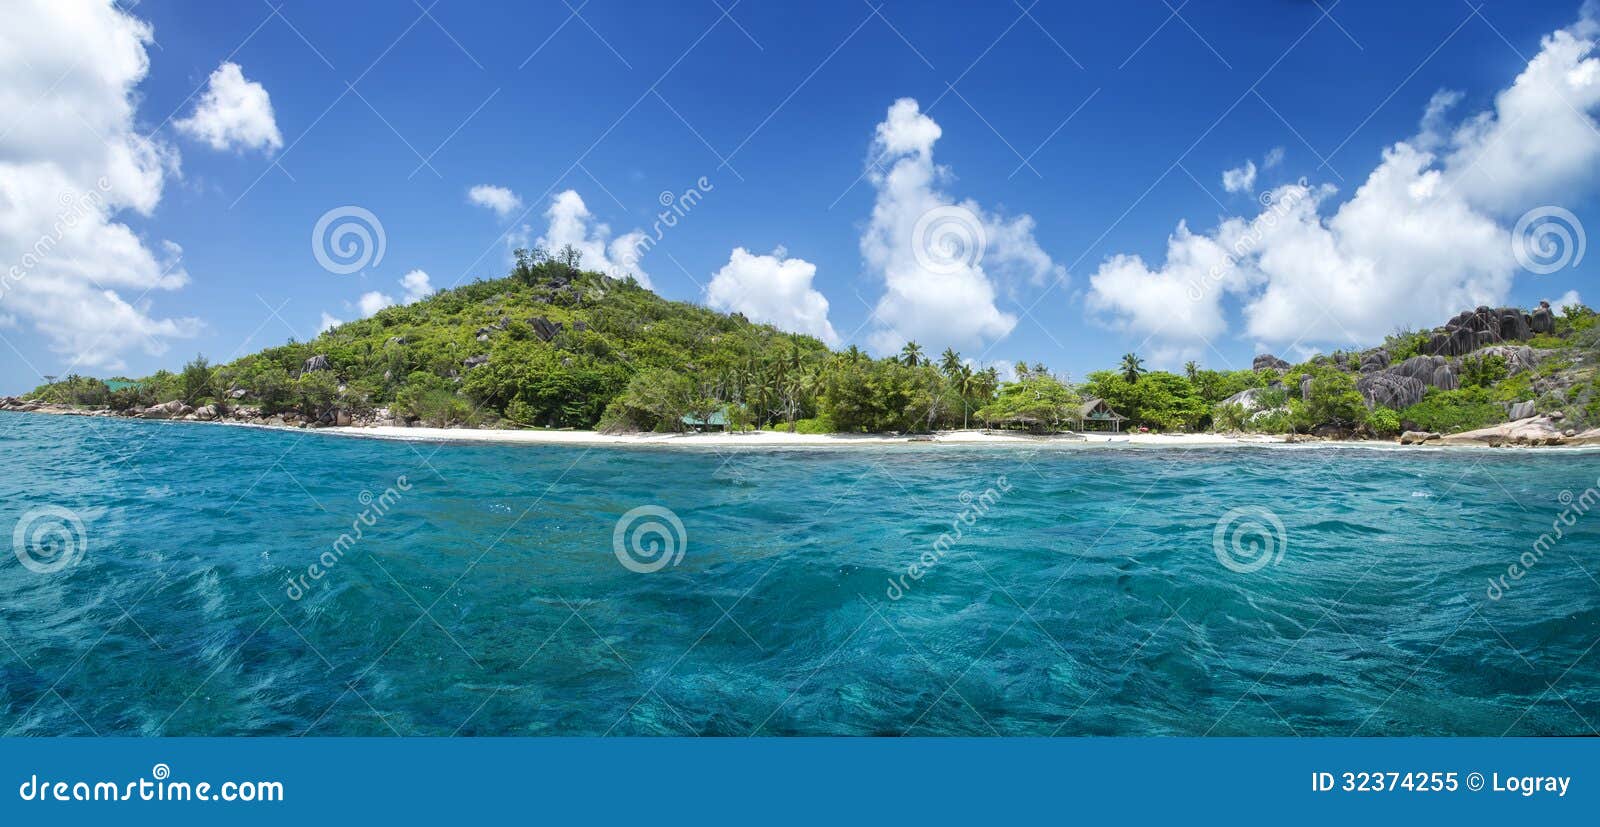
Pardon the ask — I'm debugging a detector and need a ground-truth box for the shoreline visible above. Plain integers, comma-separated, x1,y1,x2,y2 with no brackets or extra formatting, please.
8,405,1600,451
6,406,1593,451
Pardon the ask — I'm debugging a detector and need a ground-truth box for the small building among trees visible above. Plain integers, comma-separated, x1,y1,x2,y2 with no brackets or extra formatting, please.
1076,398,1127,432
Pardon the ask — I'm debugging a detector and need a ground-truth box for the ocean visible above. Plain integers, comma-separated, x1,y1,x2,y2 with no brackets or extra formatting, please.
2,411,1596,736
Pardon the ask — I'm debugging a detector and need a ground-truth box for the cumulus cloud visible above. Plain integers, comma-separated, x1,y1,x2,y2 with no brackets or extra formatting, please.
318,312,342,334
706,247,840,345
860,98,1063,354
175,61,282,154
1087,3,1600,353
357,291,393,317
467,184,522,219
1263,146,1285,168
400,269,434,303
0,0,198,371
536,190,651,288
1221,160,1257,194
1551,289,1584,313
326,269,436,327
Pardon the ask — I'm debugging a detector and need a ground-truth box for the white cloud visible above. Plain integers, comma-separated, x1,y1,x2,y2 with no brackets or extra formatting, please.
467,184,522,219
537,190,651,288
860,98,1063,355
1221,160,1257,193
174,61,282,155
0,0,198,371
1086,4,1600,353
400,269,433,303
318,312,342,333
1263,146,1285,169
1551,289,1584,313
706,247,840,345
357,291,394,317
334,269,435,325
1442,10,1600,215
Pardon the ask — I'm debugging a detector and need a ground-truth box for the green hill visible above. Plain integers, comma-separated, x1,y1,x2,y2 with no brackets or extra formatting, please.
17,247,1600,440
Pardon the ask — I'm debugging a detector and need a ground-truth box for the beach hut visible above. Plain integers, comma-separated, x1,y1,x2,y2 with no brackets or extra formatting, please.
1077,398,1127,432
680,410,729,432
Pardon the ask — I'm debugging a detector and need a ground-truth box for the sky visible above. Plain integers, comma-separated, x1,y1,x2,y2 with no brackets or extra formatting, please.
2,0,1598,394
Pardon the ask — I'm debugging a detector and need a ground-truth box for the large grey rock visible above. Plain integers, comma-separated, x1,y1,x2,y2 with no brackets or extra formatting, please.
1472,345,1540,374
302,355,332,373
1391,355,1448,384
1253,353,1291,372
463,355,490,369
1399,430,1441,445
1440,416,1564,446
1423,306,1536,357
140,400,184,420
1530,301,1556,335
528,316,564,342
1357,372,1427,410
1221,387,1269,412
1507,400,1536,420
1358,350,1390,373
1298,373,1313,402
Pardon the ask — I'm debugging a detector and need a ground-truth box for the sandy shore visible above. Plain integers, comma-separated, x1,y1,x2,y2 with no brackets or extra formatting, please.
318,425,1293,448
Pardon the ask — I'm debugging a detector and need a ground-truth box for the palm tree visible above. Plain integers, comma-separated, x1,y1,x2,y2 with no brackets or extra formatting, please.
956,364,978,428
843,345,865,365
1184,360,1199,382
939,347,962,377
1120,353,1146,383
900,341,924,368
1014,361,1030,380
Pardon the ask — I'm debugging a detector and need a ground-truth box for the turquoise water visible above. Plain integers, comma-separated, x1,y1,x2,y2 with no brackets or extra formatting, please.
1,411,1597,736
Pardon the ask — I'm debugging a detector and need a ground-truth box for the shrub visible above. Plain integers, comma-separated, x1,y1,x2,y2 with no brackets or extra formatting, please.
1460,353,1509,388
1303,369,1367,427
1366,407,1400,436
1400,387,1504,433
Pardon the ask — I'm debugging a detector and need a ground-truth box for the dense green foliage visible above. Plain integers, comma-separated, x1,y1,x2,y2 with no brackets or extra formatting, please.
21,254,1598,440
1398,387,1505,433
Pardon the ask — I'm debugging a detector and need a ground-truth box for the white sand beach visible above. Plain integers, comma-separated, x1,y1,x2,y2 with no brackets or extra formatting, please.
317,425,1292,448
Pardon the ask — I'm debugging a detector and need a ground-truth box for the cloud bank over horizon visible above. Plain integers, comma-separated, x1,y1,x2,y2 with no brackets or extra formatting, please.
1087,3,1600,363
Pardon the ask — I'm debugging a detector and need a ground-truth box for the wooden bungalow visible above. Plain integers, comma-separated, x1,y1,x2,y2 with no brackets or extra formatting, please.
1077,398,1127,432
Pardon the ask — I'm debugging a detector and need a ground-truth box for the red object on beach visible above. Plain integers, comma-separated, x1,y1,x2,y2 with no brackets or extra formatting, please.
1138,426,1149,433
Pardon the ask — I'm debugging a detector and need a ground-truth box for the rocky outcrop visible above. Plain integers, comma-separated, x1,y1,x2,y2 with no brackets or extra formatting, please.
1439,415,1566,446
1529,301,1556,335
529,316,564,342
1221,387,1273,412
1423,306,1535,357
1357,372,1427,410
1359,350,1389,373
302,355,332,373
1253,354,1291,372
140,400,185,420
1399,430,1441,445
1506,400,1536,420
1471,345,1541,375
1389,355,1459,392
463,355,490,369
1298,373,1313,401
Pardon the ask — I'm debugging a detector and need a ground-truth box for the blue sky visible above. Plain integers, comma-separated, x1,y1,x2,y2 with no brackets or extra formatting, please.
2,0,1598,393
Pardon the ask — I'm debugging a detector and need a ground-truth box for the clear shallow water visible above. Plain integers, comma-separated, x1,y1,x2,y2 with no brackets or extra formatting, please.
1,411,1597,737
